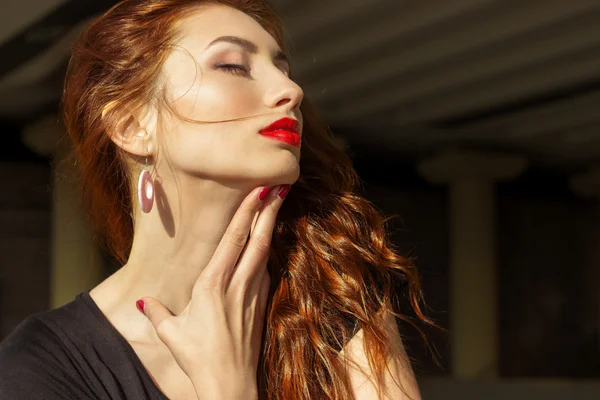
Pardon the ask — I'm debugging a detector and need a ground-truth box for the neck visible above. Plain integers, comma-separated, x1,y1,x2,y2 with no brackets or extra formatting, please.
101,174,266,342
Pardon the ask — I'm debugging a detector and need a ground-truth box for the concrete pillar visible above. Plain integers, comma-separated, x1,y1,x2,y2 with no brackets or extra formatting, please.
22,115,104,308
418,149,527,379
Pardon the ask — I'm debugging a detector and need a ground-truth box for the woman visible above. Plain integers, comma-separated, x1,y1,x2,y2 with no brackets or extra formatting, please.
0,1,433,399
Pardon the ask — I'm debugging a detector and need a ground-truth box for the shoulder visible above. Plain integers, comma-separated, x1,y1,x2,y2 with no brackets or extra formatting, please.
0,314,62,365
0,297,87,364
339,300,421,399
0,307,94,399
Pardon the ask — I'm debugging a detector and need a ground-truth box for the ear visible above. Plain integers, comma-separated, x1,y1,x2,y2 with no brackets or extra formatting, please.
107,105,157,157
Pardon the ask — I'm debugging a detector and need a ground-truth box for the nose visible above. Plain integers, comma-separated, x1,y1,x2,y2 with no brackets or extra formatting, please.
264,75,304,111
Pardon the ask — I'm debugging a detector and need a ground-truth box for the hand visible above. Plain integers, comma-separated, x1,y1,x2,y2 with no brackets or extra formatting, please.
137,185,291,399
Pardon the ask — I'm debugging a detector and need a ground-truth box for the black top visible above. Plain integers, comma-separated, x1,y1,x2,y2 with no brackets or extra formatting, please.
0,280,399,399
0,291,169,400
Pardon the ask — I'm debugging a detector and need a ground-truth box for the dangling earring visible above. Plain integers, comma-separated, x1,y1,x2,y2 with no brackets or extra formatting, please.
138,152,154,213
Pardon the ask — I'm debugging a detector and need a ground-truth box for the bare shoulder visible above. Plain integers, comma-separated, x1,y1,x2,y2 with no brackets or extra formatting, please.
338,301,422,400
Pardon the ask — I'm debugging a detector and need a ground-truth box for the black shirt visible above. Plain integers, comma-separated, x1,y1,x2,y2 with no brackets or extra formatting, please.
0,279,398,399
0,291,169,400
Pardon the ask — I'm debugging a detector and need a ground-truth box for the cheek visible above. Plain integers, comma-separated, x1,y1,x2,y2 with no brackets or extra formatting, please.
196,84,256,120
160,122,300,184
167,72,260,122
162,121,255,175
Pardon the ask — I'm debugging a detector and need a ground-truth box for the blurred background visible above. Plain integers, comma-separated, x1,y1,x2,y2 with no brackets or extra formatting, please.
1,0,599,398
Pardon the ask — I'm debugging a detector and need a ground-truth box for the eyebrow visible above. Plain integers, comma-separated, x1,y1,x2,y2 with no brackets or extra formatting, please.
206,35,289,66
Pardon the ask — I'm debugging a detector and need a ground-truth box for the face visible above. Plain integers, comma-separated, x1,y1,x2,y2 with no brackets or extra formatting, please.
154,4,304,187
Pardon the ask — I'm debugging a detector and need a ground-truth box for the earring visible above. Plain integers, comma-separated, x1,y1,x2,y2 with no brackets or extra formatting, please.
138,152,154,213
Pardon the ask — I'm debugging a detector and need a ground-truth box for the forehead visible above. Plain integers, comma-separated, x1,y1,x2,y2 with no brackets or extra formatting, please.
177,4,281,52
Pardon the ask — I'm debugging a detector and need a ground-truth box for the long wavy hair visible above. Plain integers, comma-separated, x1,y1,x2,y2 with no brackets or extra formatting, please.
61,1,435,399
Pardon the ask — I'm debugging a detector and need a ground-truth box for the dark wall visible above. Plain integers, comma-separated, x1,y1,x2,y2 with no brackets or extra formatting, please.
498,181,600,377
364,182,451,376
356,158,600,378
0,162,51,339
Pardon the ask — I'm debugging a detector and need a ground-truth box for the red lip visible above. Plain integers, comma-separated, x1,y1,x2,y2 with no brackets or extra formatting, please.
259,117,301,147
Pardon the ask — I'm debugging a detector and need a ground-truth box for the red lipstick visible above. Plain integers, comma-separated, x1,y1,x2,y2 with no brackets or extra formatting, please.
259,117,301,147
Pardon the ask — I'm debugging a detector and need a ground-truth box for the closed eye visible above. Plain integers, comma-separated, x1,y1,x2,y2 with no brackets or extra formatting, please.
216,63,250,77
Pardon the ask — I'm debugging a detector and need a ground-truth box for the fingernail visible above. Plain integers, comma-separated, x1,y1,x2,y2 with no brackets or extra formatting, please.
136,299,145,314
258,187,270,201
277,184,291,199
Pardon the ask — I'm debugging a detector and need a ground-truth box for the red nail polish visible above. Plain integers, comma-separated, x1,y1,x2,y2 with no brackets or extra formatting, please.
277,184,291,199
136,299,145,314
258,187,270,201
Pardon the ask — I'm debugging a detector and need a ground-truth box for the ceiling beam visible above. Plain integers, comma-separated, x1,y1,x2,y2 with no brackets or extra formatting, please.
459,90,600,138
0,0,116,79
561,121,600,144
0,18,91,90
387,49,600,126
282,0,392,40
0,0,67,46
292,0,491,80
305,0,600,105
325,10,600,121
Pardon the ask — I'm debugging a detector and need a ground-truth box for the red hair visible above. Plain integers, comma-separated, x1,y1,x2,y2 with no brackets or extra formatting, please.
61,1,435,399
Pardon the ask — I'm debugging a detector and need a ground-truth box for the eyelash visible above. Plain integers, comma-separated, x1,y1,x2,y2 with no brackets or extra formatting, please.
216,63,249,76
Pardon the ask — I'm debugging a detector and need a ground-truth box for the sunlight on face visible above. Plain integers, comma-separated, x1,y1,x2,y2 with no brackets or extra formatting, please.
157,4,304,187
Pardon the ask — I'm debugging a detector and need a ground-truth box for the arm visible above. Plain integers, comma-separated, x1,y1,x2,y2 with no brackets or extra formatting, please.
339,301,422,400
191,378,258,400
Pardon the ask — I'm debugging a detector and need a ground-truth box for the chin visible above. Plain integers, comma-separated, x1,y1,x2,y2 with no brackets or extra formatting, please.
264,153,301,184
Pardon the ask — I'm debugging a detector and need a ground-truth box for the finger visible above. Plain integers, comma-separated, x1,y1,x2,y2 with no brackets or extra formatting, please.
252,271,271,354
236,260,269,333
226,233,268,294
228,185,289,291
258,269,271,315
249,275,271,368
199,186,271,290
138,296,175,342
250,207,260,236
238,255,268,301
250,270,271,331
